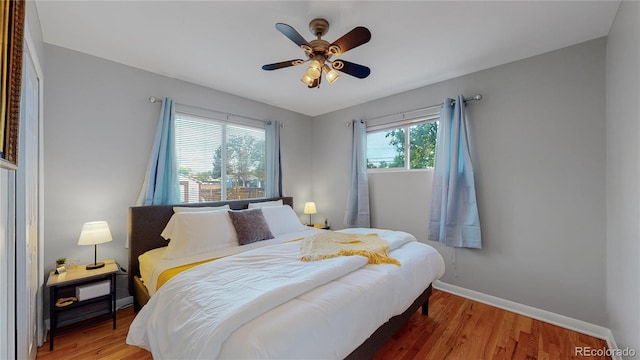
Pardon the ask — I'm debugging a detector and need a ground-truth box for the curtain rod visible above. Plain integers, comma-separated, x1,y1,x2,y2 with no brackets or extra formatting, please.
359,94,483,125
148,96,272,126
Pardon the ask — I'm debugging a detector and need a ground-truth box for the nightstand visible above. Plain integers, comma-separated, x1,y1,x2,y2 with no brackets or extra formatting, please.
46,262,118,350
308,224,330,230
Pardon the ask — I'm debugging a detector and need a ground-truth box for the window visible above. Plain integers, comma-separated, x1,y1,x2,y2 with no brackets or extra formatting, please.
175,113,266,203
366,116,439,170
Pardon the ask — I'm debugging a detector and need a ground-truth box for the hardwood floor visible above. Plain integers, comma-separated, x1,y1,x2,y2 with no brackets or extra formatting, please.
374,290,609,360
36,306,152,360
37,289,609,359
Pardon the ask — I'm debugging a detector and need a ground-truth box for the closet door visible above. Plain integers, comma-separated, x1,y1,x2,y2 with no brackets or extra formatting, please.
0,170,16,360
16,43,41,360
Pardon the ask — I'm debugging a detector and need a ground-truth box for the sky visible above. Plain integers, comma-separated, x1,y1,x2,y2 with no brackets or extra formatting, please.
366,129,402,166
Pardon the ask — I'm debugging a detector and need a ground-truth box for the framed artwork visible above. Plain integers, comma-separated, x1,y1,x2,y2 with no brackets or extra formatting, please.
0,0,25,169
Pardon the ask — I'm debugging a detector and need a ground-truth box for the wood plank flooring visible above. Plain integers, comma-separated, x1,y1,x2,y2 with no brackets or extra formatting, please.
373,290,609,360
36,305,151,360
37,289,609,359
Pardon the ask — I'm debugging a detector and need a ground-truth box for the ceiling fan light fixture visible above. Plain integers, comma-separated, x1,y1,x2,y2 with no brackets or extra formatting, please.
263,19,371,88
306,60,322,79
301,73,315,86
323,64,339,84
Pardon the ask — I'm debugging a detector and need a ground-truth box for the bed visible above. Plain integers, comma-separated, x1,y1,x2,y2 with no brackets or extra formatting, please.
126,197,445,359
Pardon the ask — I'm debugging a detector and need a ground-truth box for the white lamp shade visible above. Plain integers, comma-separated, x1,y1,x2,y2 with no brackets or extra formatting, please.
303,202,317,215
78,221,113,246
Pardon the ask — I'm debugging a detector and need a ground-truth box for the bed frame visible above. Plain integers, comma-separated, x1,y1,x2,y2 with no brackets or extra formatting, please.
128,196,432,359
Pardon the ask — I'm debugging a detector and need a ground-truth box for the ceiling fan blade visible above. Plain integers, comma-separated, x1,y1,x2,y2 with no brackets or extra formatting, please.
329,27,371,55
333,60,370,79
262,59,305,71
275,23,309,48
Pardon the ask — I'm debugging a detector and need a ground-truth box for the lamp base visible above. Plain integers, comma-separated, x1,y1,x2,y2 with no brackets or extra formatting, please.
86,262,105,270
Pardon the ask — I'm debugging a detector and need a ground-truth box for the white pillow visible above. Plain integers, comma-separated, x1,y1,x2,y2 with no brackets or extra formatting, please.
163,206,229,238
161,210,238,259
248,200,283,209
261,205,307,235
173,204,230,213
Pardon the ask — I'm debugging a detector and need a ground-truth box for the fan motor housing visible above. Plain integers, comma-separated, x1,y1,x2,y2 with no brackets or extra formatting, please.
308,39,330,53
309,18,329,37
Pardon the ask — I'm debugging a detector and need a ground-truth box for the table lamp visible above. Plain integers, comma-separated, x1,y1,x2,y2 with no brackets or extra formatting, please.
304,202,317,226
78,221,112,270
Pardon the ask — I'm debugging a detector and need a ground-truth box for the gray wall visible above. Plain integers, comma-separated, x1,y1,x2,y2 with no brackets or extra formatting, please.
606,0,640,352
43,45,314,295
312,38,607,326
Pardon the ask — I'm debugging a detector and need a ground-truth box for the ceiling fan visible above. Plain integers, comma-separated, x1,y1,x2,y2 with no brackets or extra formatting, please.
262,18,371,88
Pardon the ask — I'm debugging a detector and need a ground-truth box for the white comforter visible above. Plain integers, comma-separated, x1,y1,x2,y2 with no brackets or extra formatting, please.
127,229,445,359
138,228,328,296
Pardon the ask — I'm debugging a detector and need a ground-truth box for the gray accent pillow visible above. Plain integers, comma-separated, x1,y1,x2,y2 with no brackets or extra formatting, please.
228,208,274,245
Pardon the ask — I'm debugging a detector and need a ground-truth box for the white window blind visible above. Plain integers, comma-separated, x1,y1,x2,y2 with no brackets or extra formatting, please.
175,112,266,203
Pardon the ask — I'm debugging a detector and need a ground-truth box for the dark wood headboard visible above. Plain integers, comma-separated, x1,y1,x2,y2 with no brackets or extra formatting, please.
128,197,293,296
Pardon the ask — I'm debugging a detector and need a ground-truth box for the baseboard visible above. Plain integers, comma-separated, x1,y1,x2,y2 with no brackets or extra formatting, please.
433,280,614,344
604,329,622,360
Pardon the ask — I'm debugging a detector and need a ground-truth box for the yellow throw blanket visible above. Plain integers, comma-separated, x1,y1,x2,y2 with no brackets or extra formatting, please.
300,231,400,266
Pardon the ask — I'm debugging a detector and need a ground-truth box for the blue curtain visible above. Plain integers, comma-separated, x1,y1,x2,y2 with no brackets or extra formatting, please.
429,95,482,248
136,98,181,206
265,120,282,198
344,119,370,227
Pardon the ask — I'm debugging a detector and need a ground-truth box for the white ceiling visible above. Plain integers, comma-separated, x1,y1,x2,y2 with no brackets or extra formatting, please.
35,1,620,117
